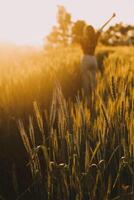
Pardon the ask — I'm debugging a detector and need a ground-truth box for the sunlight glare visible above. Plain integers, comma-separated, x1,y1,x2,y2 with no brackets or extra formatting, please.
0,0,133,46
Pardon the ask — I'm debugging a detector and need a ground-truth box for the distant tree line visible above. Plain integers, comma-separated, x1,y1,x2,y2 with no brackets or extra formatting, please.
45,6,134,48
100,23,134,46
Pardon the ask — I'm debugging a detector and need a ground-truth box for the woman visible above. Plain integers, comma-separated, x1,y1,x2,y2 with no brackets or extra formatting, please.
80,14,116,106
80,25,102,106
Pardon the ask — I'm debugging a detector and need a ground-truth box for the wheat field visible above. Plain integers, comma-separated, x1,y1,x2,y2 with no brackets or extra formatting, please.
0,45,134,200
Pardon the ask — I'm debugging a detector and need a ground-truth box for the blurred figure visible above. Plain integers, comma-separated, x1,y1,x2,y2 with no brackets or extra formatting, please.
80,25,102,107
79,14,116,107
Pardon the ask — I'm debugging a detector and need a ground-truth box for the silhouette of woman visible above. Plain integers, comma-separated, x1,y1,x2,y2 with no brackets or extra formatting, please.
80,25,101,106
80,14,116,107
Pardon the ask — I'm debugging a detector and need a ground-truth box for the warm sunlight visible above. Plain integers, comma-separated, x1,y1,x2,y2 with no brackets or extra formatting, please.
0,0,133,46
0,1,134,200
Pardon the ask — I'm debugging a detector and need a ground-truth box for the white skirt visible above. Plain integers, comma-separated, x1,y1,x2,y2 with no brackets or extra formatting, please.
80,55,98,95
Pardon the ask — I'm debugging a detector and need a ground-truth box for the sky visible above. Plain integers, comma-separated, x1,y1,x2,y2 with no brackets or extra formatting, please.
0,0,133,46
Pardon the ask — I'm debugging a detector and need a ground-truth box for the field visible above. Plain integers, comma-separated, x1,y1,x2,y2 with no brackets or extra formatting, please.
0,44,134,200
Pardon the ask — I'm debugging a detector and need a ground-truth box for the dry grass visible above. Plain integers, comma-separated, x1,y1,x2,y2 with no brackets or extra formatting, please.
0,45,134,199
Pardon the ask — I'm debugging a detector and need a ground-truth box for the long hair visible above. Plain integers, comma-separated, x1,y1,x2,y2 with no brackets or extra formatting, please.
83,25,95,38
